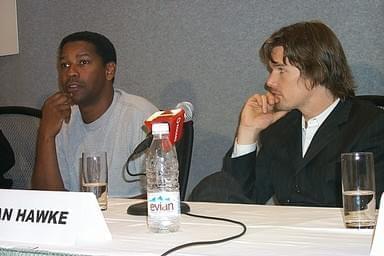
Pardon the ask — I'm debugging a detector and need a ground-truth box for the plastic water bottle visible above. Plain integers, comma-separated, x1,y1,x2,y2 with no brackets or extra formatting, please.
146,122,180,233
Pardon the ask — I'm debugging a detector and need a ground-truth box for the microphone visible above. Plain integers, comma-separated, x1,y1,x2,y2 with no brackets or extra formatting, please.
133,101,193,153
176,101,194,122
144,101,194,144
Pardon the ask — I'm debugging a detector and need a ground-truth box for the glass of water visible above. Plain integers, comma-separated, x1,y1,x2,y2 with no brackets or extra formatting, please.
81,151,108,210
341,152,376,229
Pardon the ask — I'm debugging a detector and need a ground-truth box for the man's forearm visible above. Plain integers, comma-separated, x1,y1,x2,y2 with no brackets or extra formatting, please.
31,132,65,190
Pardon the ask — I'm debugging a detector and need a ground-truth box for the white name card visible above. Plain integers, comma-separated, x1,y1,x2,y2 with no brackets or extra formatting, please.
0,189,112,246
370,193,384,256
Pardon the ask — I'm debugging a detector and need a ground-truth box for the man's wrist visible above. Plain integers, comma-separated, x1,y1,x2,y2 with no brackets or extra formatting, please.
237,125,261,145
37,129,57,142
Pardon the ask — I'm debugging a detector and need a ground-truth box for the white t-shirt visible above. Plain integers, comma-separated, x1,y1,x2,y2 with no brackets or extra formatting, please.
56,88,158,197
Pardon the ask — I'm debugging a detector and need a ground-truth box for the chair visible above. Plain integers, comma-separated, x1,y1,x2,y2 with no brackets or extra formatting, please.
356,95,384,110
175,120,194,201
0,106,41,189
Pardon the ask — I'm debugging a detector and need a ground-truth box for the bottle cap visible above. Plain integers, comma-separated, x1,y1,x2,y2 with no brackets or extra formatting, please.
152,122,169,135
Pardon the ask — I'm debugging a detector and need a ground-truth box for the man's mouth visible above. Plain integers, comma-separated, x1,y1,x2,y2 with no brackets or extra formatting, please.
65,81,82,93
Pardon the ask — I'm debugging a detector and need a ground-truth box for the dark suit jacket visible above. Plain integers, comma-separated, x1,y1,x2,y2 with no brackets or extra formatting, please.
190,97,384,207
0,130,14,188
226,97,384,207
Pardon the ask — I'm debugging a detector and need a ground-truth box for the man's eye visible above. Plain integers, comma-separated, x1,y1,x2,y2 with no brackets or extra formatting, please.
79,59,90,65
60,63,70,69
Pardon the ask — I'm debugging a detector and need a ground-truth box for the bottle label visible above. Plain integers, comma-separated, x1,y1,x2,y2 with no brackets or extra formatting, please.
147,192,181,217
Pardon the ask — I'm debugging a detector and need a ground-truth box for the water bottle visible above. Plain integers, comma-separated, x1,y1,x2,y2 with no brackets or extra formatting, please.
146,122,180,233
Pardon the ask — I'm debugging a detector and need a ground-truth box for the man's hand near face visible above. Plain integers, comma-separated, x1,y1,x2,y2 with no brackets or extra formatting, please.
237,92,289,145
39,92,73,138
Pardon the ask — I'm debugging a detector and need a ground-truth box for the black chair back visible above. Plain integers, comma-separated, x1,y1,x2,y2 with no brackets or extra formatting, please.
175,120,194,200
357,95,384,110
0,106,41,189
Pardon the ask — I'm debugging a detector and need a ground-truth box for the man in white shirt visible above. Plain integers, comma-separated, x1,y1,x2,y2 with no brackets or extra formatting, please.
190,21,384,207
32,31,157,197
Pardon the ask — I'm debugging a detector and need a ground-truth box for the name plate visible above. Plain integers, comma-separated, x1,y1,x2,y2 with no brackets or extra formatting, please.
370,193,384,256
0,189,112,246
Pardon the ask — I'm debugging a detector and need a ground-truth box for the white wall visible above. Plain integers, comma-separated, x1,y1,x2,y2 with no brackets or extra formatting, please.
0,0,19,56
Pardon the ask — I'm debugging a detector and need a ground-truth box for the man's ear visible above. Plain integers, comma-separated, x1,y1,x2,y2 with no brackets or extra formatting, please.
105,62,116,81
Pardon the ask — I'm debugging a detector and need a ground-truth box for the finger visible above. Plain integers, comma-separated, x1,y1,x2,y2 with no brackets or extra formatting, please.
60,93,72,105
45,94,71,108
64,114,70,124
261,95,268,113
245,94,261,108
54,99,72,110
266,92,277,105
62,108,72,124
68,93,74,106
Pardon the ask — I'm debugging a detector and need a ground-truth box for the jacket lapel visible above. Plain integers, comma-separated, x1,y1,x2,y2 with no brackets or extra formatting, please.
280,112,303,170
295,100,352,174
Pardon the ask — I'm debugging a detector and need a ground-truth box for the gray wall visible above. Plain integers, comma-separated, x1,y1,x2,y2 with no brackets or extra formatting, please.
1,0,383,197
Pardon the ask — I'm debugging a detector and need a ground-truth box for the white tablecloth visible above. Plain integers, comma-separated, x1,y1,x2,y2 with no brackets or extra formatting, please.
0,198,374,256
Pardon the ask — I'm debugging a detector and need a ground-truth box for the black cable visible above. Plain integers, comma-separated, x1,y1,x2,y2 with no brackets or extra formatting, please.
125,153,145,177
160,212,247,256
125,135,153,177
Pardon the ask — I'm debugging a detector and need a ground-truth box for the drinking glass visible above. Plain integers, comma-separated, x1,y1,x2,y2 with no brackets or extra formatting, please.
341,152,376,228
81,151,108,210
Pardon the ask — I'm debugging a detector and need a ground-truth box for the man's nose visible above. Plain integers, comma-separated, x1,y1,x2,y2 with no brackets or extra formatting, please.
67,64,79,77
265,73,277,89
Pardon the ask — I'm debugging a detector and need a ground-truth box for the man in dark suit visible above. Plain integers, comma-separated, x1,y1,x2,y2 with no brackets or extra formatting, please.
190,21,384,207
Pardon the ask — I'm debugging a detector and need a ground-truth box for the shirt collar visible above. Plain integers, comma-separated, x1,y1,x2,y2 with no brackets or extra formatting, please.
302,98,340,129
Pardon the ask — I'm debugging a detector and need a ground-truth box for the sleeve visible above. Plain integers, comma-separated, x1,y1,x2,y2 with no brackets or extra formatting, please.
223,134,275,204
231,140,257,158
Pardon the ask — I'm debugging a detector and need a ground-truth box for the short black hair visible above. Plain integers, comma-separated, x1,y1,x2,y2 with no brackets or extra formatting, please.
58,31,117,65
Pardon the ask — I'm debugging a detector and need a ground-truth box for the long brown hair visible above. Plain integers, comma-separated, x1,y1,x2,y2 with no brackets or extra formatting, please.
259,21,355,99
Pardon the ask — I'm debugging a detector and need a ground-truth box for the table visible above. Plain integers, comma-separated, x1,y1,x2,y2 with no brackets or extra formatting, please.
0,198,374,256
